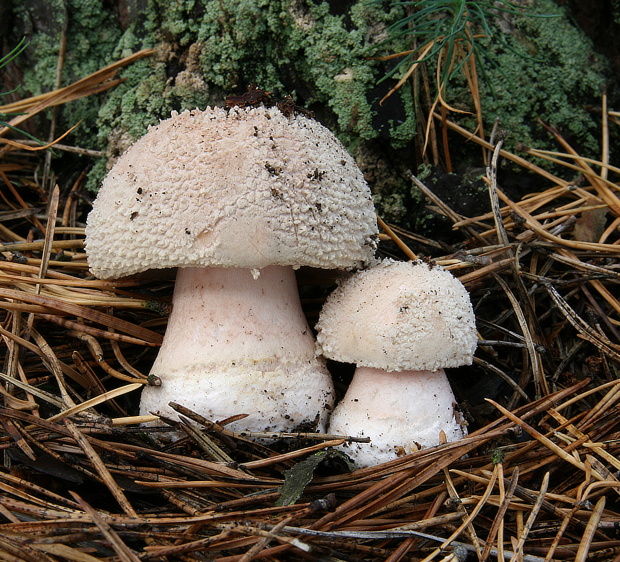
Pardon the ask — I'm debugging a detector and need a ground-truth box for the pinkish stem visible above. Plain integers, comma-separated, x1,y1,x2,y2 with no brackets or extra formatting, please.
140,265,334,433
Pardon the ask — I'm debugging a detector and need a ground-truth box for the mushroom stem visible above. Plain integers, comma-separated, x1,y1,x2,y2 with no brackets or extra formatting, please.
140,265,335,432
328,366,466,467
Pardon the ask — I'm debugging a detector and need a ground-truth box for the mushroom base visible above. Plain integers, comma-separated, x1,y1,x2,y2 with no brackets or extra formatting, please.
140,358,334,433
328,367,467,467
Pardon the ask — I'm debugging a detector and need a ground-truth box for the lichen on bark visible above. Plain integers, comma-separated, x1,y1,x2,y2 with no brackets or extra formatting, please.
88,0,415,190
3,0,613,226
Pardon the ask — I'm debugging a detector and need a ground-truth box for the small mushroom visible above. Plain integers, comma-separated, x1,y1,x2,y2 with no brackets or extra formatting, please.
315,259,477,466
85,105,378,433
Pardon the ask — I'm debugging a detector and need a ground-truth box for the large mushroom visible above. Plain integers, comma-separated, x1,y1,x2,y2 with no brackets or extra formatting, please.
85,105,378,433
315,259,477,466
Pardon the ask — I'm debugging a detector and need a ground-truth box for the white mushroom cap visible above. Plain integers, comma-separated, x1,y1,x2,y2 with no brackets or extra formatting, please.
316,259,477,371
85,105,378,279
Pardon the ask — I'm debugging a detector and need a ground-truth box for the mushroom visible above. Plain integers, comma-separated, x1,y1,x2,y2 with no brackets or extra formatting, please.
85,105,378,433
315,259,477,466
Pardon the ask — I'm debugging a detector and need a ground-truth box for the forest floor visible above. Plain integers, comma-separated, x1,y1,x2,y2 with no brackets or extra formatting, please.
1,48,620,561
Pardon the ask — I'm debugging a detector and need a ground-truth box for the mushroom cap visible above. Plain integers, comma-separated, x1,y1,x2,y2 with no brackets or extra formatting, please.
85,105,378,279
315,259,477,371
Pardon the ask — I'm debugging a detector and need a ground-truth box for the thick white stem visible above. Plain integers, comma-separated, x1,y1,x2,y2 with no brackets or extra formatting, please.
140,266,334,432
328,366,466,467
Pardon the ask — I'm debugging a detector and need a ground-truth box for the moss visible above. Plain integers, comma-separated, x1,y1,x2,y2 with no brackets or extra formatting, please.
6,0,611,200
458,0,606,155
83,0,415,190
613,0,620,24
12,0,121,143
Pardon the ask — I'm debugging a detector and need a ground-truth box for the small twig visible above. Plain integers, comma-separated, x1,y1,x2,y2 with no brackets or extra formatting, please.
544,503,582,562
486,133,510,247
487,399,605,483
31,328,77,408
493,274,547,399
13,139,104,157
0,372,64,409
421,467,498,562
65,419,139,518
281,526,547,562
0,287,163,344
510,472,549,561
177,417,236,464
240,439,345,469
377,215,418,260
71,331,149,384
0,238,84,252
444,467,483,559
46,382,142,422
542,281,620,363
43,28,67,190
69,491,141,561
481,465,518,562
574,496,606,562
